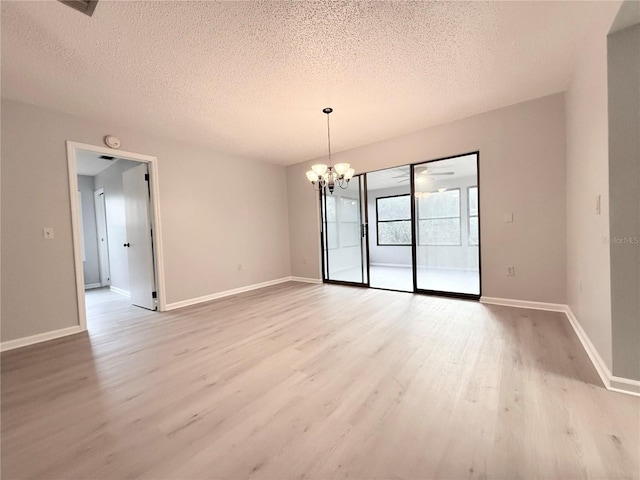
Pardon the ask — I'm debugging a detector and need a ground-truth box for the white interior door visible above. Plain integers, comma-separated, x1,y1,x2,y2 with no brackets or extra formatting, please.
122,164,157,310
94,189,111,286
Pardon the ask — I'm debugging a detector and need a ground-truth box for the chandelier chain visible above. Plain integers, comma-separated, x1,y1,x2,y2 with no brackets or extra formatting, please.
326,112,332,164
305,107,353,194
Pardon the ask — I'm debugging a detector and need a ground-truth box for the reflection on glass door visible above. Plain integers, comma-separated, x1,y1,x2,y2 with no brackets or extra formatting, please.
321,175,368,285
412,153,480,297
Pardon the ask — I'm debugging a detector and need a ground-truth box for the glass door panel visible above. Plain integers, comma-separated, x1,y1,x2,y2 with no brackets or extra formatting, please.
321,175,368,285
412,153,480,297
365,166,414,292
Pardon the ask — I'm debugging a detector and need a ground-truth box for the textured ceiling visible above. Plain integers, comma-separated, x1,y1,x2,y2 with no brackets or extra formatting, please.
1,1,617,165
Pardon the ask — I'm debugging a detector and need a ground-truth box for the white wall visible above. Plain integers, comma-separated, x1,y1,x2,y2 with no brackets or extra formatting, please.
93,159,140,294
1,98,291,342
288,93,567,304
77,175,100,286
565,6,620,372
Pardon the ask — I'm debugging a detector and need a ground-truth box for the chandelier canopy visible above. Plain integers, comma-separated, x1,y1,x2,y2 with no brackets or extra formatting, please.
306,108,355,194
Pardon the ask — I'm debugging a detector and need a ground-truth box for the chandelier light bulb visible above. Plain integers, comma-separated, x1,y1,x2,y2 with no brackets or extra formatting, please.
344,168,355,180
334,163,350,176
306,170,319,182
311,164,328,177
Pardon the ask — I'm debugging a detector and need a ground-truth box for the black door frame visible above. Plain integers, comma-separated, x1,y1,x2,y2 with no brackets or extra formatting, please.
320,173,370,288
411,151,482,301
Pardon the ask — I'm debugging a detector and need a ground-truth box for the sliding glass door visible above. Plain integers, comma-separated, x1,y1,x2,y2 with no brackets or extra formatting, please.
319,153,481,300
321,175,369,286
412,153,480,298
365,166,414,292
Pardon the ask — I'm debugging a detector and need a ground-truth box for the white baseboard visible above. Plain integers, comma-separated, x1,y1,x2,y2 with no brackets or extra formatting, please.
480,296,566,312
1,325,84,352
369,264,479,272
165,276,324,310
564,306,640,397
563,307,614,391
481,296,639,397
290,276,322,284
110,286,130,297
370,263,412,268
165,277,294,311
416,266,480,272
609,376,640,395
84,283,102,290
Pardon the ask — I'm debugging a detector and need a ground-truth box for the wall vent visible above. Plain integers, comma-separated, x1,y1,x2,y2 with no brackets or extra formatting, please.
58,0,98,17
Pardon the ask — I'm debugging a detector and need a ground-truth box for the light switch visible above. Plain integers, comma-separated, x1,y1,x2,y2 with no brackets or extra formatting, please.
43,227,55,239
504,213,513,223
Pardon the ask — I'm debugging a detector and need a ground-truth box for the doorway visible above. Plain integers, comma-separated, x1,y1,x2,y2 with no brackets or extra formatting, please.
366,166,414,292
320,151,481,299
67,142,166,332
321,174,368,286
412,153,480,297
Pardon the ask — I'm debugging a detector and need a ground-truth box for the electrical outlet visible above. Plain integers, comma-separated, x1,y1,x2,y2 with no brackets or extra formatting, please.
303,258,307,264
237,264,243,271
43,227,55,239
507,266,515,276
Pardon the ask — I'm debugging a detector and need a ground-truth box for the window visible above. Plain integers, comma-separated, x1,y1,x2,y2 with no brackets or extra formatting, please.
324,195,360,249
376,194,411,246
339,197,360,247
324,195,338,249
417,189,461,245
468,186,479,246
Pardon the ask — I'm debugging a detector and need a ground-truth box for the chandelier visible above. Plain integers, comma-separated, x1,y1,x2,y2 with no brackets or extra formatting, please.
306,108,355,194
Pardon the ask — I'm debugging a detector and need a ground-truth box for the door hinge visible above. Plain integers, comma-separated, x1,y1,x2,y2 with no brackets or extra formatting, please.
152,291,157,299
144,173,150,181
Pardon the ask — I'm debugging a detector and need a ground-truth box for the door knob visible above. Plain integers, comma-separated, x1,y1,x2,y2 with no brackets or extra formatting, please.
123,243,130,247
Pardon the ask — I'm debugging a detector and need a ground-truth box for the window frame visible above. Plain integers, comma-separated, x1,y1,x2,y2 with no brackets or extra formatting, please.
468,185,479,246
416,187,462,246
376,194,412,247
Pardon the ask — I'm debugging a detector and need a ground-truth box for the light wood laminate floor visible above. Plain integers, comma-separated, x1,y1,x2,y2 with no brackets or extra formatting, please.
2,283,638,479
